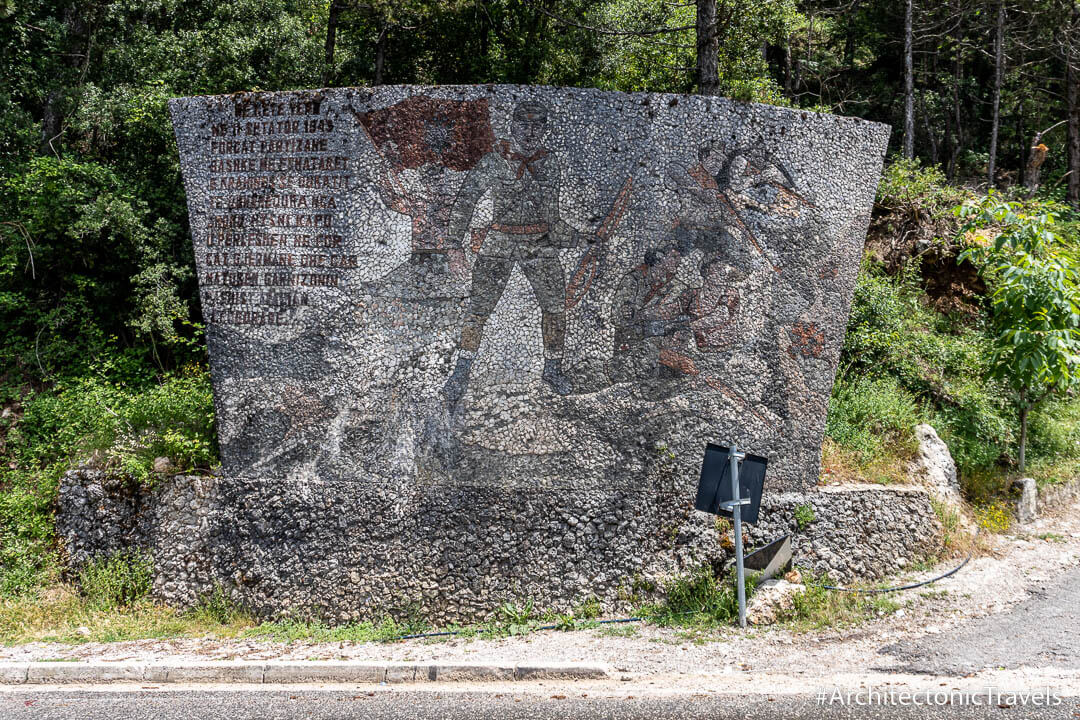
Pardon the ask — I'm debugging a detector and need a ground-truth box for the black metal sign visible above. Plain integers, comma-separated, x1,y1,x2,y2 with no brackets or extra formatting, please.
695,443,767,524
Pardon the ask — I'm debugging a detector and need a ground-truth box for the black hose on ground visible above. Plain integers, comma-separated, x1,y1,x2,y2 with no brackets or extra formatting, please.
818,524,980,594
818,553,972,594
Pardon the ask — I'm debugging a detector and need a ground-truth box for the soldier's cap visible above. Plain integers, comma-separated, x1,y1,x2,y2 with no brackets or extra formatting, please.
513,101,548,123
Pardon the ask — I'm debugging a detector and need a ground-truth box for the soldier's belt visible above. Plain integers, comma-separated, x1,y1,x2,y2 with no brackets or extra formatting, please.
490,222,550,235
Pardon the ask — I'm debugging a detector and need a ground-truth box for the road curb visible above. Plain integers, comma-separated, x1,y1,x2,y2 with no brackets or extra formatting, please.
0,661,610,685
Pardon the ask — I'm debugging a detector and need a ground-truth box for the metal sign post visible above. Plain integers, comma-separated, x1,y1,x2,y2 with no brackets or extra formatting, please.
695,441,767,630
717,444,750,628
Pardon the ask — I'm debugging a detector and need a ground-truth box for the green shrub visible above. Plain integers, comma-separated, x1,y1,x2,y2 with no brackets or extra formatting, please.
575,595,602,620
77,550,153,608
0,470,58,595
187,585,248,626
872,158,970,256
837,261,1014,473
826,374,919,463
1023,395,1080,463
640,565,757,626
876,157,966,213
0,358,217,596
794,504,816,530
957,193,1080,472
10,365,217,485
0,157,196,378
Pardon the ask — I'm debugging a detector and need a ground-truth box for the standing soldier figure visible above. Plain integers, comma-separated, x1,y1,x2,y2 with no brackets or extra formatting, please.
443,102,588,407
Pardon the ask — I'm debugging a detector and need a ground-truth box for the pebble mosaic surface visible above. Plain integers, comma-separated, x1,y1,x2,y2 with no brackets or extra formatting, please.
171,85,889,493
152,85,892,620
58,471,940,622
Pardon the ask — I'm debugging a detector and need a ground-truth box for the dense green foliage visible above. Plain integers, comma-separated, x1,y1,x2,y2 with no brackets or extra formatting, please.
826,161,1080,486
77,549,153,608
0,366,215,594
958,194,1080,469
831,261,1014,471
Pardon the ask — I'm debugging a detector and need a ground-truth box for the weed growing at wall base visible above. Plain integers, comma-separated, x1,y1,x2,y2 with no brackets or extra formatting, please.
77,550,153,608
782,575,901,631
636,565,756,627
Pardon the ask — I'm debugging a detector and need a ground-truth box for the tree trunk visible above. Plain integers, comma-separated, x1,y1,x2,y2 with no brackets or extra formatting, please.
479,2,490,74
323,0,341,87
696,0,719,95
38,3,92,155
918,89,938,164
988,1,1004,187
39,90,63,156
903,0,915,159
1017,96,1027,187
844,0,861,73
947,3,965,181
1067,3,1080,208
792,31,802,100
1019,401,1029,473
374,23,387,86
783,34,793,99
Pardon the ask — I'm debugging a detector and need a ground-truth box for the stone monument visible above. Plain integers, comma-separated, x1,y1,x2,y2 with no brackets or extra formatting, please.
109,85,890,621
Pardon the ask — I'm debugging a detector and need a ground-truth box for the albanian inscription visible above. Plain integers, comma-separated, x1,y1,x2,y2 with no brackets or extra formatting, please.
200,96,351,326
171,86,888,492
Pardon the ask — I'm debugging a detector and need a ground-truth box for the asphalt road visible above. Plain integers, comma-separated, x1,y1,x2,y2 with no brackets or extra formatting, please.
3,689,1078,720
878,565,1080,675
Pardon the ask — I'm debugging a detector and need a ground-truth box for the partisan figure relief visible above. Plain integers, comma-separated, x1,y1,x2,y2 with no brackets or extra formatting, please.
356,95,823,446
442,102,599,406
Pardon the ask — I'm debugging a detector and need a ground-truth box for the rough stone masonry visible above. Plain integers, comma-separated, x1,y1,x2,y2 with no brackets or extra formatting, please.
64,86,905,622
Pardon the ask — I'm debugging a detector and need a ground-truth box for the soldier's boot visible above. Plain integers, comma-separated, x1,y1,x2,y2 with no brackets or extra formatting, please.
443,354,474,409
542,357,573,396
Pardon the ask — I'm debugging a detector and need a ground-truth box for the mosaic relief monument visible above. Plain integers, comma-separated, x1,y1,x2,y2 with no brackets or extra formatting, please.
164,86,890,620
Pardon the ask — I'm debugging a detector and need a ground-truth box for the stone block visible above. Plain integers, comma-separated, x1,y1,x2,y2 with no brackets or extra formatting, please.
432,663,516,682
147,662,265,683
0,664,28,684
1012,477,1038,524
26,662,144,684
747,580,805,625
262,661,384,684
515,663,610,680
910,424,962,504
383,663,419,683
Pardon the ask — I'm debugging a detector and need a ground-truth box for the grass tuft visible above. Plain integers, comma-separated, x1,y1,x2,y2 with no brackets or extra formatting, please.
77,550,153,608
782,579,901,631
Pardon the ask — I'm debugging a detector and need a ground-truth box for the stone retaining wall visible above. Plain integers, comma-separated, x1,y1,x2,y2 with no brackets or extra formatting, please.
1037,477,1080,514
58,470,941,622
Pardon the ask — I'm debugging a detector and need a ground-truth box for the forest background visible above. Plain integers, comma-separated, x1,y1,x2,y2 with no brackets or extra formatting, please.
1,0,1079,603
